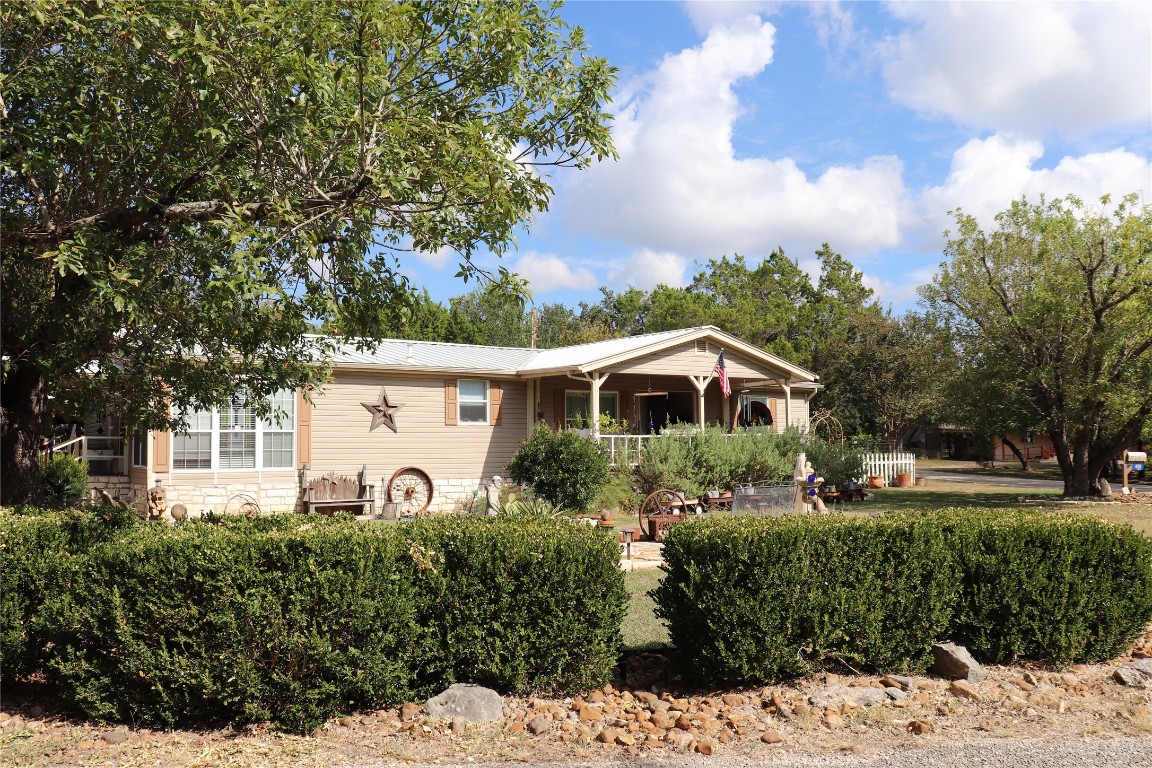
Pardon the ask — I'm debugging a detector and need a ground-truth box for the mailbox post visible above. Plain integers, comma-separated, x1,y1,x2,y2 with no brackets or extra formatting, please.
1122,450,1147,493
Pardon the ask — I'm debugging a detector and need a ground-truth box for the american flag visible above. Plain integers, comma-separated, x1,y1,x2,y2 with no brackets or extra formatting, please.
714,351,731,398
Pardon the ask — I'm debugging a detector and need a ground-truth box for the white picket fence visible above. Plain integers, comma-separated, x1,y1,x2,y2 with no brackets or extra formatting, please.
860,452,916,484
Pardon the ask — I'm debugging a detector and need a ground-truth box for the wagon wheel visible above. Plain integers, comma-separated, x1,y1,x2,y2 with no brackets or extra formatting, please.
388,466,433,516
638,489,685,540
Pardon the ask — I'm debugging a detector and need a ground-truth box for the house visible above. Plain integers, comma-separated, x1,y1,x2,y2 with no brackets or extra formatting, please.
84,326,820,515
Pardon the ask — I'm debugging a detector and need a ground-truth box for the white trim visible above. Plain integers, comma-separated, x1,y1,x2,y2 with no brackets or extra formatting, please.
170,392,296,472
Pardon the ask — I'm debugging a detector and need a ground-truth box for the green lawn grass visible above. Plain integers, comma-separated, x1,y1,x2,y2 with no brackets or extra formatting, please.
622,569,669,651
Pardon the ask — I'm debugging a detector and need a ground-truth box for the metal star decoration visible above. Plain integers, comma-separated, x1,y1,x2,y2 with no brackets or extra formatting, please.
361,387,402,433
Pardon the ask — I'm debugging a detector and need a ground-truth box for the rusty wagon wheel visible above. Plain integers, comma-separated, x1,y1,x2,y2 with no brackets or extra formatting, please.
388,466,433,516
638,488,685,540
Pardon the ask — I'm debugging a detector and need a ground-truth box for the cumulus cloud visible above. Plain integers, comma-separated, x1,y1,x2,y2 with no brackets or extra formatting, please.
862,266,939,311
562,16,909,263
606,249,690,292
919,134,1152,233
882,1,1152,137
411,246,455,269
681,0,781,34
511,251,597,294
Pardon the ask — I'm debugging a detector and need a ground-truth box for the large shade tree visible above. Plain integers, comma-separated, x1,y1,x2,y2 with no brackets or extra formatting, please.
0,0,616,504
921,194,1152,495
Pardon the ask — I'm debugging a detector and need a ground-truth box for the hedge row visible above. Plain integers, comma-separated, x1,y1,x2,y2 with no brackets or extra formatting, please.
655,509,1152,685
0,510,627,733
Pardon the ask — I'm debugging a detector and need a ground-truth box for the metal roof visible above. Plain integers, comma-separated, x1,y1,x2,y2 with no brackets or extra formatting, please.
312,325,818,382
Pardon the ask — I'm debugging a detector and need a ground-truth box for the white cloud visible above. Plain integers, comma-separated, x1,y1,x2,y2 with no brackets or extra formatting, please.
920,134,1152,233
511,251,597,294
412,246,454,269
862,266,938,311
562,17,909,264
606,249,690,292
681,0,781,34
882,1,1152,137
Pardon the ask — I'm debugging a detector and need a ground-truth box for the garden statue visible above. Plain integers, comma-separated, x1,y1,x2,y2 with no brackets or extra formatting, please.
793,454,829,514
485,475,503,515
147,485,167,521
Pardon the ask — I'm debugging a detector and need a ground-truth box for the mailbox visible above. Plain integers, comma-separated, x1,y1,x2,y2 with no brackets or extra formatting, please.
1121,450,1147,491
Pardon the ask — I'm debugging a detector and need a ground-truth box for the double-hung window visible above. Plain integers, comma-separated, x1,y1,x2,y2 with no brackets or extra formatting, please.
172,391,295,470
458,379,489,424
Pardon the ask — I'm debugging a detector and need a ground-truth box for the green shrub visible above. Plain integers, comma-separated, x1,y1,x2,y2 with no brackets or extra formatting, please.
0,506,140,678
920,509,1152,665
633,426,805,497
654,515,958,685
506,425,611,512
2,512,625,734
39,453,90,502
802,441,866,489
591,471,639,515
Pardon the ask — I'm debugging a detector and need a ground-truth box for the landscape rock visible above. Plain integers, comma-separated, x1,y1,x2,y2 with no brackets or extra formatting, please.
930,642,987,682
1112,659,1152,688
909,719,933,735
425,684,503,723
400,702,423,721
101,728,130,745
526,715,551,735
885,687,909,701
809,686,889,710
950,680,982,700
761,730,783,744
880,675,913,690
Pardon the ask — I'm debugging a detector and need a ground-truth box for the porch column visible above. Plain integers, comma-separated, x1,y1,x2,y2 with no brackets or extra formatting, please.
772,378,792,431
568,370,611,439
525,378,537,438
688,375,712,430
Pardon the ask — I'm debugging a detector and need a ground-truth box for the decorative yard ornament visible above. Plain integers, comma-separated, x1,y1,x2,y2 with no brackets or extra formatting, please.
361,387,403,433
793,453,828,514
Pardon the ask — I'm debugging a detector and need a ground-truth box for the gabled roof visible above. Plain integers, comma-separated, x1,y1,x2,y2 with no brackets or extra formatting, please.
320,325,818,383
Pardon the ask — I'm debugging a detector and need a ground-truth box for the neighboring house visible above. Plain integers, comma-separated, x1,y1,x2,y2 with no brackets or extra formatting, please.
80,326,820,515
911,425,1055,463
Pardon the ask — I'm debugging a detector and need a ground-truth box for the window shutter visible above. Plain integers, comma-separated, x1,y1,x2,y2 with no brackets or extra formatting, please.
554,389,565,429
491,382,503,426
769,397,779,429
444,380,458,425
152,398,171,473
296,389,312,469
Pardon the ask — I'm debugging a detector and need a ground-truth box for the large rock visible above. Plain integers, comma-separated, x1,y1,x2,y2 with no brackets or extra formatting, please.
930,642,987,682
425,684,503,723
1113,659,1152,689
809,686,888,709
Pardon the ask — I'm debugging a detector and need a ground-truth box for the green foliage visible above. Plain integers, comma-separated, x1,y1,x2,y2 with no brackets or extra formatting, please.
1,0,616,504
655,510,1152,686
497,496,567,519
803,441,867,489
590,472,639,514
633,427,806,497
915,509,1152,665
38,453,90,502
920,193,1152,494
654,515,958,684
506,425,611,512
1,512,625,733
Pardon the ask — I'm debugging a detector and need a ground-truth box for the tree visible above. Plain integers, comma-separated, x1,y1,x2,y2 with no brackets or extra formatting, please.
1,0,615,503
921,194,1152,495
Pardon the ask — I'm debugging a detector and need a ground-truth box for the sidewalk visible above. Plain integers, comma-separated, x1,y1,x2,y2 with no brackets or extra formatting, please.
619,539,664,571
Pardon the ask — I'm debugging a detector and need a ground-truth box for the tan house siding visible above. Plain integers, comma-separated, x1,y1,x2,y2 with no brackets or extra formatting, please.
309,371,527,511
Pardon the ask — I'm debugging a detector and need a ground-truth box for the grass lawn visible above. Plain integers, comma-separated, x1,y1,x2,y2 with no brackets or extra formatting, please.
618,478,1152,651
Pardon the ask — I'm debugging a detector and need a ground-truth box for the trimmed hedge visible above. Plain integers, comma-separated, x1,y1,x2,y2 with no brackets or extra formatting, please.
654,515,958,684
0,511,626,733
924,509,1152,665
655,509,1152,685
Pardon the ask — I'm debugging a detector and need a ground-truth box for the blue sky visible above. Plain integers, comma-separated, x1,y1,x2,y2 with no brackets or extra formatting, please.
409,1,1152,313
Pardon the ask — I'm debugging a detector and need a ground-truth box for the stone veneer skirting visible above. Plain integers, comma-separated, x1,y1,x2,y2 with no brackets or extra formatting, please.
104,476,488,516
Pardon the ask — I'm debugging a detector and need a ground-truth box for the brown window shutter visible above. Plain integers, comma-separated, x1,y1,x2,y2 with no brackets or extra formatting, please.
491,382,503,426
554,389,564,429
152,397,171,473
769,397,779,429
444,380,458,425
296,388,312,469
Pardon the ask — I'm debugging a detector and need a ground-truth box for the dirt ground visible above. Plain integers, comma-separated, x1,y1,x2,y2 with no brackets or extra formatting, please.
4,630,1151,768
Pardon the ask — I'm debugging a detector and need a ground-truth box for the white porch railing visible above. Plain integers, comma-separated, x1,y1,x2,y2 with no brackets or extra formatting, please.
598,434,651,465
860,452,916,484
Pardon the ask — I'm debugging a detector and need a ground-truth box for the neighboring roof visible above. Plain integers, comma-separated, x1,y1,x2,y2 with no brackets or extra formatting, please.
319,325,818,382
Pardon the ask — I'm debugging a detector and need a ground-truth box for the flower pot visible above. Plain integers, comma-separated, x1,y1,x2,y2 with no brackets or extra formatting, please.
866,476,885,489
895,472,912,488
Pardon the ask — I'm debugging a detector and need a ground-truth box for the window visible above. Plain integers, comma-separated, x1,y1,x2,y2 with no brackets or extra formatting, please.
738,394,774,428
172,391,295,470
131,432,147,468
458,379,489,424
564,390,619,428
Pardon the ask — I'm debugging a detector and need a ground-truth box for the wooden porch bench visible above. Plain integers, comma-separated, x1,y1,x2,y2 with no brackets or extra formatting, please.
302,467,375,516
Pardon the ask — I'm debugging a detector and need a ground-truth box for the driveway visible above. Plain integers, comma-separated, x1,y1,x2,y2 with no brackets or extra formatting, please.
916,469,1064,492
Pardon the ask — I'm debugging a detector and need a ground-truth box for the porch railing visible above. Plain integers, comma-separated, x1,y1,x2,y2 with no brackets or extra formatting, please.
597,434,652,466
